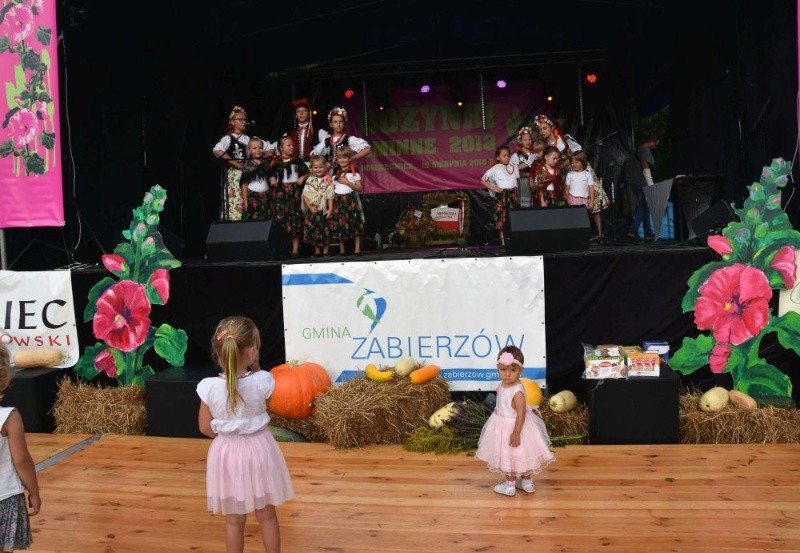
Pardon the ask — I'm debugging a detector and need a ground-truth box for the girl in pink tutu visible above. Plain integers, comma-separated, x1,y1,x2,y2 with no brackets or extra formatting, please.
475,346,555,496
197,316,294,553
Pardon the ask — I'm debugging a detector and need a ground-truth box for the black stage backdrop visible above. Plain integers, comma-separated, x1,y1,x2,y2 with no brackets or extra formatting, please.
68,247,800,404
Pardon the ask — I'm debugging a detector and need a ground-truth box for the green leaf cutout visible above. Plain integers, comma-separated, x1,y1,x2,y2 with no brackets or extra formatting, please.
671,335,715,375
153,324,187,367
738,363,792,397
83,277,115,322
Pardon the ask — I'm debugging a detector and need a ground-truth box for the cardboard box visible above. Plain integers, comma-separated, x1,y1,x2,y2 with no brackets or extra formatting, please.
584,355,627,379
627,352,661,377
643,341,670,362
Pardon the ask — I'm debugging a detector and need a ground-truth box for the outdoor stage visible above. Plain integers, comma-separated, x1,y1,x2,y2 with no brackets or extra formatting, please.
26,433,800,552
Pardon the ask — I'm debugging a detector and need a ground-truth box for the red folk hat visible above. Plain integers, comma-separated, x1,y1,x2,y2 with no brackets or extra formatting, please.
293,98,311,111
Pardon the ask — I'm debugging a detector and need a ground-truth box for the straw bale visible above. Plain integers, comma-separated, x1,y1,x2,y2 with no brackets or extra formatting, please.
313,376,450,448
680,392,800,444
267,411,327,442
53,379,146,435
540,403,589,445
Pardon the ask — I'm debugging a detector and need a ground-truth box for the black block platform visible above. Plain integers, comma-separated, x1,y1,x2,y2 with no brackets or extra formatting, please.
145,365,218,438
3,367,65,433
587,364,680,445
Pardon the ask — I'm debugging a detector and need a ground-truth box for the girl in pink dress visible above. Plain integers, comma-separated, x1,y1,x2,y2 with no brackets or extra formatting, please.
197,316,294,553
475,346,555,496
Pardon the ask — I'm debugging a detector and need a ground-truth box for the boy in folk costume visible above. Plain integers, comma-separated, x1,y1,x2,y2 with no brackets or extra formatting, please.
287,98,328,164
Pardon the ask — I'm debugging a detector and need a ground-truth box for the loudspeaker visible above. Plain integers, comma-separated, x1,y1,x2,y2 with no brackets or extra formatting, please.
690,200,738,239
205,220,289,262
506,206,590,255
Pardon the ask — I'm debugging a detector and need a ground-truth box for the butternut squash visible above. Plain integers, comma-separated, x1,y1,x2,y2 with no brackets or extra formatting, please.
13,347,63,368
408,364,441,384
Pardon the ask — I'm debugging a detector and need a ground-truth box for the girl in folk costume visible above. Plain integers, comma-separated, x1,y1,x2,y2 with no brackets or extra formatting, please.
510,128,544,208
302,155,335,257
565,151,603,241
535,115,610,224
312,107,371,172
241,137,272,221
330,145,365,256
269,136,310,257
480,145,520,247
533,146,567,207
212,105,250,221
287,98,329,164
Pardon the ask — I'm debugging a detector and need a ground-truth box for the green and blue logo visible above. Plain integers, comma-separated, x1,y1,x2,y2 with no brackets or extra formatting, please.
356,288,386,334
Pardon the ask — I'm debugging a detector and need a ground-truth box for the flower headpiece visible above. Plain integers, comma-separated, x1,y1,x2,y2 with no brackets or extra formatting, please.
328,107,348,123
518,126,533,138
533,114,554,128
228,105,246,120
498,352,522,367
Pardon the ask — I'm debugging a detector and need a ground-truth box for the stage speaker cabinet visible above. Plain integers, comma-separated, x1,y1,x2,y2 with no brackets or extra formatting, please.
506,206,590,255
205,220,289,262
690,200,738,239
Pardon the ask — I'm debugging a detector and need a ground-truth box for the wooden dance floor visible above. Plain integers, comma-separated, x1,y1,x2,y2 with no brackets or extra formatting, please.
26,434,800,552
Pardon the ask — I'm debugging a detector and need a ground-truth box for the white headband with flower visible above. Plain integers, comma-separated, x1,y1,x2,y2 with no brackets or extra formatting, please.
533,114,554,128
498,352,522,367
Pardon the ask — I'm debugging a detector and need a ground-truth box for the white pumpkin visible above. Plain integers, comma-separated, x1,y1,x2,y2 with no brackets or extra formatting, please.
394,356,418,377
699,387,729,412
428,402,457,429
549,390,578,413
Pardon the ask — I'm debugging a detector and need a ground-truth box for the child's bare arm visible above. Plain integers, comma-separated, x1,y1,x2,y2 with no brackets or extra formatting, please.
5,410,40,515
198,402,215,438
509,391,526,447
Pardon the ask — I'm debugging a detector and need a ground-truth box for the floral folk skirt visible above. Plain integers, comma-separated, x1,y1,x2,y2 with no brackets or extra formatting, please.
271,183,303,236
491,189,519,230
303,210,331,246
330,194,365,240
243,191,271,221
222,169,244,221
0,494,31,551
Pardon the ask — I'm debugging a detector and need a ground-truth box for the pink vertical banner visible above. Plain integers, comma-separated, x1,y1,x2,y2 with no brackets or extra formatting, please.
0,0,63,228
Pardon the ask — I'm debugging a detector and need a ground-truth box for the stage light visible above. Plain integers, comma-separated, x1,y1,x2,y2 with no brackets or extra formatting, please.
496,80,507,89
379,105,385,111
420,84,430,94
586,73,598,84
546,95,553,102
456,101,464,107
344,89,355,99
312,110,318,115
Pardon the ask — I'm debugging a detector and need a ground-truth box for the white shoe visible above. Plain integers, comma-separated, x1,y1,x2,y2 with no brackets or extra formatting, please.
493,481,516,496
516,478,536,493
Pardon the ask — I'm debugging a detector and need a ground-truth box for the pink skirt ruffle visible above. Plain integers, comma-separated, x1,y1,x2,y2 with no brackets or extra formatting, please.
475,409,555,476
206,429,294,514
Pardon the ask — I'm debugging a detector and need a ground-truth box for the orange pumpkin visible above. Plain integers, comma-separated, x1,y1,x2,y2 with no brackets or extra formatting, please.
268,361,332,419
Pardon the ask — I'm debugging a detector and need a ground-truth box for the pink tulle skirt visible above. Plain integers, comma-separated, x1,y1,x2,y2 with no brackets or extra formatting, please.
475,409,556,476
206,429,294,514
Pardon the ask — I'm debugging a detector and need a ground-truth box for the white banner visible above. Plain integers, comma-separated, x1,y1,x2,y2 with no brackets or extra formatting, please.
0,270,79,368
282,257,546,391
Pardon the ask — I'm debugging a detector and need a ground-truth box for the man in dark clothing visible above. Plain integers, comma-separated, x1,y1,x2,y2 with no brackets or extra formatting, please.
627,136,659,239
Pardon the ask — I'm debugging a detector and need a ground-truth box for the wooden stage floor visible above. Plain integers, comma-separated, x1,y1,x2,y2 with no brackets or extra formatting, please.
26,434,800,552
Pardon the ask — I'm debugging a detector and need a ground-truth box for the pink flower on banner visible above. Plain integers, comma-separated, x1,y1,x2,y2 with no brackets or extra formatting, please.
695,264,771,346
31,0,44,15
4,5,34,45
708,343,732,374
92,280,152,352
770,246,797,289
101,254,126,275
707,235,732,255
93,350,117,378
8,109,38,148
149,269,170,303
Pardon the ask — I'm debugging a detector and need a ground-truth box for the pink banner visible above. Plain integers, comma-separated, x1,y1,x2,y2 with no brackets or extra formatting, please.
341,80,545,194
0,0,63,228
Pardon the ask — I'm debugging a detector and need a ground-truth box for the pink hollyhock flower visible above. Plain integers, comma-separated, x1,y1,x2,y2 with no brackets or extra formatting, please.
770,246,797,289
695,264,771,345
31,0,44,14
708,343,731,374
8,109,38,148
101,254,126,275
4,5,34,44
93,350,117,378
92,280,152,352
149,269,170,303
707,235,732,255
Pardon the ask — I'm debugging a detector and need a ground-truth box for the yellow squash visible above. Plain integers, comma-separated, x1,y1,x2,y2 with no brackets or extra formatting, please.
365,363,393,382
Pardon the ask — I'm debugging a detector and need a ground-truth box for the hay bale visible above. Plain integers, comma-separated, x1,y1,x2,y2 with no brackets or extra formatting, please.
680,392,800,444
267,411,326,442
313,376,450,448
540,403,589,445
53,379,146,435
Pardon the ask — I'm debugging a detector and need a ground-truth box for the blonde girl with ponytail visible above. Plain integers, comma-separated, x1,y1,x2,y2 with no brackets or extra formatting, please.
197,316,294,553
